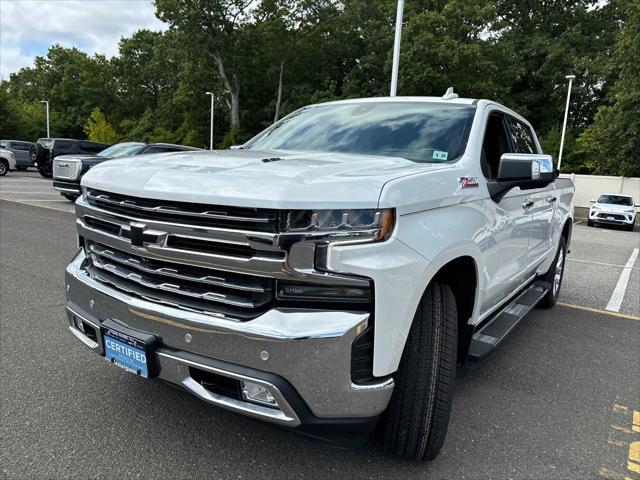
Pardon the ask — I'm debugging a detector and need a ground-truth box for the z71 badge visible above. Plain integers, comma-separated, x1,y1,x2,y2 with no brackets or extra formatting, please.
459,176,479,188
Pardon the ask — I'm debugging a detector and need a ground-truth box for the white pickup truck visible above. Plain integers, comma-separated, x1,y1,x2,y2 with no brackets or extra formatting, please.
65,93,574,461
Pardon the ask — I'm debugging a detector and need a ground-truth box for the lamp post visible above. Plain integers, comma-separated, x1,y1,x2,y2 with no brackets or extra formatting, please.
557,75,575,173
390,0,404,97
206,92,215,150
40,100,50,138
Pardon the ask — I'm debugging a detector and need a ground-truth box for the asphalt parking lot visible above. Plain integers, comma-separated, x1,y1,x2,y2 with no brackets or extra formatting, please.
1,172,639,479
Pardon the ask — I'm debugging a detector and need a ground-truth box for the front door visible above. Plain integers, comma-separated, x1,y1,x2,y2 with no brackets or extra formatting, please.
479,112,532,318
505,116,555,268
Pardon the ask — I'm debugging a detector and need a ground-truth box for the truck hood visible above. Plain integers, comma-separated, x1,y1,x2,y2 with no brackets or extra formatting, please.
81,149,440,209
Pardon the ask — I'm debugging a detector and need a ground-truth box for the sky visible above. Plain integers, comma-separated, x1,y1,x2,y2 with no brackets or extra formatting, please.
0,0,166,80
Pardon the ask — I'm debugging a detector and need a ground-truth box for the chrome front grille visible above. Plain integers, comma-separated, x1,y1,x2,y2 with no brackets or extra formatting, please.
75,189,371,319
86,242,274,319
53,158,81,180
86,189,279,232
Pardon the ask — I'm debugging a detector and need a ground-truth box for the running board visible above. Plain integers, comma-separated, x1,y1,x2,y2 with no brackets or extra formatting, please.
467,281,549,361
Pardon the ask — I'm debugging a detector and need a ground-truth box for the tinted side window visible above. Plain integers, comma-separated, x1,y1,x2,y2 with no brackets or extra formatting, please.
481,113,511,179
143,146,171,154
55,140,74,150
12,142,31,151
507,118,537,154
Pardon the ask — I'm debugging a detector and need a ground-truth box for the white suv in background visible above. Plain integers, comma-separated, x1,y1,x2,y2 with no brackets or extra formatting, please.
0,148,17,176
588,193,638,231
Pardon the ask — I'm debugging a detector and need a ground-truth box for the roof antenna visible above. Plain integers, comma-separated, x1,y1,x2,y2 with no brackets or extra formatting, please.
442,87,458,100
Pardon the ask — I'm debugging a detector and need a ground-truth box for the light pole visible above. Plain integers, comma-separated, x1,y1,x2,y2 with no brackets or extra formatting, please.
390,0,404,97
557,74,575,173
206,92,215,150
40,100,50,138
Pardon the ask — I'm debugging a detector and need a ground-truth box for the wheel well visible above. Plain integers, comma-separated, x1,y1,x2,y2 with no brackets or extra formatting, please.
433,256,477,363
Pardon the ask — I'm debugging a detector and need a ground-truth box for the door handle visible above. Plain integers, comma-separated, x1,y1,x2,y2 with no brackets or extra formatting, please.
521,201,534,209
547,196,557,203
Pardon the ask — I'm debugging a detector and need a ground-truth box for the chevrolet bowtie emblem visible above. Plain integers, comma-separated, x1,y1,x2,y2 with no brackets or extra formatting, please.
129,222,163,248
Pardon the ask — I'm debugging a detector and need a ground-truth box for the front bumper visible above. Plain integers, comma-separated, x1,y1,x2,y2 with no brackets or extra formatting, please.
590,209,635,225
53,179,81,194
65,250,393,428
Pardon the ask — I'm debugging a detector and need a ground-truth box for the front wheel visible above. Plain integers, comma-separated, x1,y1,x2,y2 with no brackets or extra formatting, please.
587,219,594,227
383,281,457,461
37,165,52,178
62,193,78,202
538,236,567,309
0,160,8,176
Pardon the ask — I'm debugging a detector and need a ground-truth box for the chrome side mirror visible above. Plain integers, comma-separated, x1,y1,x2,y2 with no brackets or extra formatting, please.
488,153,555,202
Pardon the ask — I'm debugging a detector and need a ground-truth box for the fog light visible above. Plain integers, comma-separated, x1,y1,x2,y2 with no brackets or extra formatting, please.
241,381,278,408
74,316,85,333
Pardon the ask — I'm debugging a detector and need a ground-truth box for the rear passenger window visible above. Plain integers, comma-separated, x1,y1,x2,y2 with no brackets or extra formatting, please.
12,142,31,151
507,118,537,154
55,141,73,150
143,147,171,154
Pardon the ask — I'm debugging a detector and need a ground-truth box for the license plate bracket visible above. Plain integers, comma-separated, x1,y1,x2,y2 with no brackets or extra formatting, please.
101,319,160,378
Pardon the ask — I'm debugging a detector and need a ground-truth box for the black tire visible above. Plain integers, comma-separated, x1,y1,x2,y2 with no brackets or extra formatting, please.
0,159,8,176
62,193,78,202
29,143,48,163
587,219,594,227
538,236,567,309
37,165,52,178
625,224,635,232
383,281,457,461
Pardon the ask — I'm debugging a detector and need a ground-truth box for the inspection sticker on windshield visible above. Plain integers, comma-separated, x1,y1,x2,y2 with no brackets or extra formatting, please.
433,150,448,161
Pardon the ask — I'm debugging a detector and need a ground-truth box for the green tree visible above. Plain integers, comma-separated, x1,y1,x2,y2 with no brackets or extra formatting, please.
84,108,120,144
577,0,640,177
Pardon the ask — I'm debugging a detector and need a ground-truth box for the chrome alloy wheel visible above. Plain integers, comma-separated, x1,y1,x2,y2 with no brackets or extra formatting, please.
553,248,565,297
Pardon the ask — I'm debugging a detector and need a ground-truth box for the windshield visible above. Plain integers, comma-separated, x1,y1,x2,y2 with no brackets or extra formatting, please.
598,195,633,206
245,102,476,163
98,143,145,158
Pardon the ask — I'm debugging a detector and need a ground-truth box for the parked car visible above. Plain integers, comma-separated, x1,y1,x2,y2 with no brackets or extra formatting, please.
30,138,110,178
0,148,17,176
588,193,638,231
0,140,34,170
64,92,574,461
53,142,202,200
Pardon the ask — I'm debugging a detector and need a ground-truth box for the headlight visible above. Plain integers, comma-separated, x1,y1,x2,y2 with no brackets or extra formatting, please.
282,208,395,241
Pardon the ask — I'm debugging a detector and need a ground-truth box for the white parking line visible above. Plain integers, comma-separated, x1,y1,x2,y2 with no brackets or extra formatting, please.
0,198,69,202
0,191,59,194
605,248,639,312
568,258,640,270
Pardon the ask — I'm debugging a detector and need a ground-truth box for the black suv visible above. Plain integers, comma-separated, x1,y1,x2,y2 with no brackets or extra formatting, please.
52,142,202,200
30,138,110,178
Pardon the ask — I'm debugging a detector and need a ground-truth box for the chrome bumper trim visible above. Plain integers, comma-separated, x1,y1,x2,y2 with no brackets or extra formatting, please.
157,351,300,426
65,250,394,419
68,325,99,349
54,186,81,193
